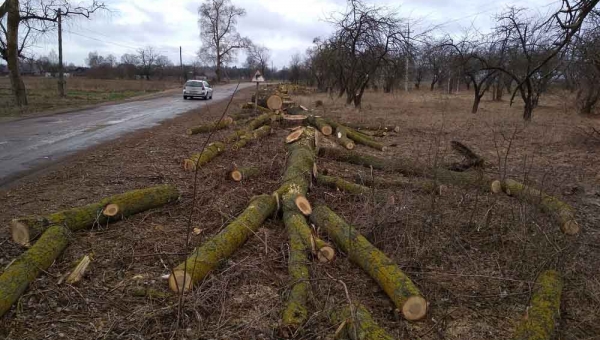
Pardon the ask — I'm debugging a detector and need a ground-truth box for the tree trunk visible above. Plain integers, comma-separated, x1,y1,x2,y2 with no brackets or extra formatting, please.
6,0,28,107
310,204,427,321
523,98,534,121
430,78,436,91
182,142,226,171
186,117,233,135
513,270,563,340
330,303,394,340
11,185,179,247
472,95,481,114
497,179,579,235
168,195,277,292
0,225,70,317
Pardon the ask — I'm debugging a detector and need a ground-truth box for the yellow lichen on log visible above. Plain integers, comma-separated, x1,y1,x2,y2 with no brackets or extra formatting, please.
280,210,311,337
330,303,395,340
183,142,226,171
169,194,277,292
316,174,370,195
310,204,427,321
0,225,70,317
230,125,272,151
11,185,179,247
501,179,579,235
513,270,563,340
186,117,233,135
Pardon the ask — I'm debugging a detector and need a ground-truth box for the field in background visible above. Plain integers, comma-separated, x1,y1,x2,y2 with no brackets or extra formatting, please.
0,77,181,118
1,87,599,339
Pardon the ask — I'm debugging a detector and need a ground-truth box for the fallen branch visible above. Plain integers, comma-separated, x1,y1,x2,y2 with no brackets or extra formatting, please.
168,194,277,292
231,125,272,151
0,225,70,317
513,270,563,340
306,116,333,136
310,204,427,321
492,179,579,235
448,141,484,172
354,174,444,195
186,117,233,135
230,167,260,182
325,120,387,151
316,174,371,195
11,185,180,247
334,126,356,150
330,303,394,340
65,254,91,285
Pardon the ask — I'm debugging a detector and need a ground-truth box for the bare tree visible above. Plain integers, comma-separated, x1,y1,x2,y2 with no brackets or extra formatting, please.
197,0,249,82
120,53,139,66
0,0,105,106
245,43,270,77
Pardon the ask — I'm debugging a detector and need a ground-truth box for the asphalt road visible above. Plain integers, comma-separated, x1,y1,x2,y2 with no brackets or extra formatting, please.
0,82,253,185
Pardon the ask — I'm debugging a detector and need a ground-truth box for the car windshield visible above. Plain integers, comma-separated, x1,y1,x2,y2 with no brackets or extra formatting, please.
185,81,203,87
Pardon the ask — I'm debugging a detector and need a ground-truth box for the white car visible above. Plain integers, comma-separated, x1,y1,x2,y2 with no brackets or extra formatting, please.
183,80,213,100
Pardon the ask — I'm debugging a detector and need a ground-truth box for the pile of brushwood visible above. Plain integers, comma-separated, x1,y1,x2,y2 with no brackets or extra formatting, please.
1,84,578,339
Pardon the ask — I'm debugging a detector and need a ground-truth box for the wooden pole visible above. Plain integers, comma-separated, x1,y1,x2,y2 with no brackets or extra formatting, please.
57,8,65,97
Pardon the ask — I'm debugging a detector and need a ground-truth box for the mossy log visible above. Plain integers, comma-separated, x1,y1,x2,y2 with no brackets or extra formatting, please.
282,114,308,128
230,125,272,151
448,140,485,172
230,167,260,182
306,116,333,136
354,174,443,195
330,303,394,340
319,146,492,192
169,194,277,292
316,174,371,195
343,123,400,133
283,209,335,262
287,106,306,115
183,142,226,171
498,179,579,235
0,225,70,317
513,270,563,340
326,120,386,151
280,210,311,337
11,185,179,247
334,126,356,150
186,117,233,135
310,205,427,321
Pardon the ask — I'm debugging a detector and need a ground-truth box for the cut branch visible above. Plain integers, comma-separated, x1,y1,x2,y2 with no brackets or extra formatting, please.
330,303,395,340
186,117,233,135
230,167,260,182
310,204,427,321
316,174,371,195
183,142,226,171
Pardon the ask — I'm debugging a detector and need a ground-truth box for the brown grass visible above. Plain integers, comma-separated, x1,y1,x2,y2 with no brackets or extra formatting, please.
0,87,599,339
0,77,181,118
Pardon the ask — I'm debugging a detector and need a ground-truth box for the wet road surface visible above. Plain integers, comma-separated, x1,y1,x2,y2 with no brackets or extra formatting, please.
0,83,252,185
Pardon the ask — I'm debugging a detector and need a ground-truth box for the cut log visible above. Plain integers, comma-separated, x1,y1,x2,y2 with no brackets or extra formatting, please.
183,142,226,171
169,194,277,292
316,174,371,195
247,113,278,131
499,179,579,235
267,95,284,110
230,167,260,182
330,303,394,340
281,114,308,128
306,116,333,136
11,185,179,247
65,254,91,285
286,128,305,144
0,225,70,317
230,125,272,151
335,127,356,150
319,146,492,192
491,180,503,194
186,117,233,135
513,270,563,340
310,205,427,321
284,214,334,263
326,120,387,151
280,210,311,337
343,123,400,133
354,174,443,195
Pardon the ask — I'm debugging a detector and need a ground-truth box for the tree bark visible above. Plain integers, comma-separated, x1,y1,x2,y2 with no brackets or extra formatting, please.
310,204,427,321
513,270,563,340
6,0,28,106
182,142,226,171
11,185,179,246
169,194,277,292
0,225,70,317
330,303,394,340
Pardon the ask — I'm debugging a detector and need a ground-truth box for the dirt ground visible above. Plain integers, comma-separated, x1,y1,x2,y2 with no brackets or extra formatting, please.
0,77,180,118
1,86,599,340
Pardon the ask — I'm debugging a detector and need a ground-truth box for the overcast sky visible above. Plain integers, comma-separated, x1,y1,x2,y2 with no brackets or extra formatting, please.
26,0,562,68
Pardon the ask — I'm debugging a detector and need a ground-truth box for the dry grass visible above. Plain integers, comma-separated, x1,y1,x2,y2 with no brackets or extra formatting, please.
0,77,181,118
0,87,599,339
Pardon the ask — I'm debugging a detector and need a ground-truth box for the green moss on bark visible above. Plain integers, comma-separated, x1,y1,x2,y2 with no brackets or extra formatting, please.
330,303,395,340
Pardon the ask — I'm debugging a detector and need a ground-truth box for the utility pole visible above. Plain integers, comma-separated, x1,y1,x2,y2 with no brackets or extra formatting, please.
180,46,185,82
404,20,410,92
57,8,65,97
